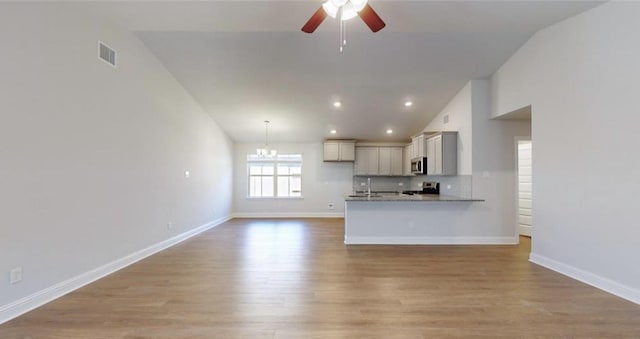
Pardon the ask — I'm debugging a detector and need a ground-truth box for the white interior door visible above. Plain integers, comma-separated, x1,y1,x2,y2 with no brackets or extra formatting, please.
518,140,533,236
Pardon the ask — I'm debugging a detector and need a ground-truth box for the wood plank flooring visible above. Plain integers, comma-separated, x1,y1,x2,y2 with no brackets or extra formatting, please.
2,218,640,338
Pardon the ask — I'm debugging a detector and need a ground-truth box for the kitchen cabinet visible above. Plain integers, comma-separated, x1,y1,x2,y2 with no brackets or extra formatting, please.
323,140,355,162
425,132,457,176
378,147,404,176
426,136,436,174
403,144,413,175
355,146,403,176
411,133,427,158
390,147,404,175
354,147,379,175
378,147,391,175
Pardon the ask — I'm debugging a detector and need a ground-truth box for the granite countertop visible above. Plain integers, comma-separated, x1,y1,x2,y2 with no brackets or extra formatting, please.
345,193,484,202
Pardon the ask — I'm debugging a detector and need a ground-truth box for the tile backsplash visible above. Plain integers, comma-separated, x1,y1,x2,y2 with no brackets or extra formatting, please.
353,175,473,198
352,176,412,193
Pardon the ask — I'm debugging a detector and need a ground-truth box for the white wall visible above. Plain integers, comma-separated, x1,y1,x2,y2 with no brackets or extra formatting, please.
414,80,531,241
0,2,234,316
470,80,531,241
422,82,473,175
491,2,640,302
233,143,352,217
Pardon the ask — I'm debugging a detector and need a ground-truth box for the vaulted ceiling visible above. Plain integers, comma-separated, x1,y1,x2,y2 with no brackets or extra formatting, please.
77,0,603,142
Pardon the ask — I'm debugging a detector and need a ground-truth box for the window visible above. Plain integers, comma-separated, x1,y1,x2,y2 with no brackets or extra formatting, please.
248,154,302,198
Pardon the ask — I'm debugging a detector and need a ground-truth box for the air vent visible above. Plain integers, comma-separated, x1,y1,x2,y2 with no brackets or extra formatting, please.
98,41,116,68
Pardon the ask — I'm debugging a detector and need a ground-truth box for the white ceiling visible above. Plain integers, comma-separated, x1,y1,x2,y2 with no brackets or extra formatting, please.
77,0,603,143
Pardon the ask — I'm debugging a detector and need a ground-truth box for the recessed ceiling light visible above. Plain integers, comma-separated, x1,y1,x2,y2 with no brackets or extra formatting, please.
386,129,393,134
333,101,342,108
404,101,413,107
330,129,337,134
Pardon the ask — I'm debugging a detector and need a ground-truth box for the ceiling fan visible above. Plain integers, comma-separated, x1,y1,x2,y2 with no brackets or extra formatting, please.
301,0,386,34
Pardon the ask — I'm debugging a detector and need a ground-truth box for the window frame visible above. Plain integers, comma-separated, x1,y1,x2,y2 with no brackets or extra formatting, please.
246,153,303,199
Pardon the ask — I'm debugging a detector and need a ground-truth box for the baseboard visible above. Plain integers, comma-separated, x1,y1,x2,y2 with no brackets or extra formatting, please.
232,212,344,218
344,236,518,245
518,225,532,237
529,253,640,305
0,215,232,325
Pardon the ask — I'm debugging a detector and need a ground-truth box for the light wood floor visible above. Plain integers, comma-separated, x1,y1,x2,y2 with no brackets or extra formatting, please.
2,218,640,338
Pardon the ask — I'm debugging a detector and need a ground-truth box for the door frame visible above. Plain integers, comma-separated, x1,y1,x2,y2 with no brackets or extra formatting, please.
515,137,532,237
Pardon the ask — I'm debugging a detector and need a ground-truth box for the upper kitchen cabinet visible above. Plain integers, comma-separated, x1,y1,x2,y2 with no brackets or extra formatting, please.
425,132,457,176
354,147,379,175
323,140,355,162
378,147,404,176
355,146,403,176
411,133,427,158
403,143,413,175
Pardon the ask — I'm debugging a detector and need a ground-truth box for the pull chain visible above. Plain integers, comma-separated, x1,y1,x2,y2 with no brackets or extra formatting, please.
343,19,347,46
339,7,344,52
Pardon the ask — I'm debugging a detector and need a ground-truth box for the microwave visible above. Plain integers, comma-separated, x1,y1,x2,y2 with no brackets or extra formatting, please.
411,157,428,175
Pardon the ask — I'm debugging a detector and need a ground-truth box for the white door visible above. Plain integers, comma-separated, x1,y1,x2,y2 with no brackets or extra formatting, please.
518,140,533,236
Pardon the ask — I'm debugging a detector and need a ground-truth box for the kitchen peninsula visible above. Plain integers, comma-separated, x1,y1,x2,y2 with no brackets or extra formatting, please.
344,193,485,245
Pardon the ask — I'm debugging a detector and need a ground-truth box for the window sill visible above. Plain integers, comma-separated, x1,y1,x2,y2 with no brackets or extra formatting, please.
246,197,304,200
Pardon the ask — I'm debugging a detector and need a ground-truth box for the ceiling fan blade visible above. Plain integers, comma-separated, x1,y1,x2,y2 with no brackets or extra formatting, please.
301,6,327,33
358,3,386,32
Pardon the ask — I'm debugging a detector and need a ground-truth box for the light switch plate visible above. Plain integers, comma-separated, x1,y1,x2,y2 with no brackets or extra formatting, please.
10,267,22,284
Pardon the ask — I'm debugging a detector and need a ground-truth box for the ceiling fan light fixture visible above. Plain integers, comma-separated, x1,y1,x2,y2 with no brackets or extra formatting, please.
322,1,339,19
341,4,359,21
351,0,368,13
323,0,368,20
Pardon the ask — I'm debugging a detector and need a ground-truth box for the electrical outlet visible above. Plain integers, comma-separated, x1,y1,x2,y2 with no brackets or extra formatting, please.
10,267,22,284
328,203,334,210
184,170,190,179
398,182,404,186
447,184,452,190
167,222,173,230
360,182,366,186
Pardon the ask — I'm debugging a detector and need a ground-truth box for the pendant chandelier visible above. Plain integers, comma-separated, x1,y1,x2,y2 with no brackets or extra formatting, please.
256,120,277,157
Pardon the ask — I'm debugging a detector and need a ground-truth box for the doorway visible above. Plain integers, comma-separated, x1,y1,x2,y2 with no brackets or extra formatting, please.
517,139,532,237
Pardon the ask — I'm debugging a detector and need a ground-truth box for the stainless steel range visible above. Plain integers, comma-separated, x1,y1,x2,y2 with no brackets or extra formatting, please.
402,181,440,195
